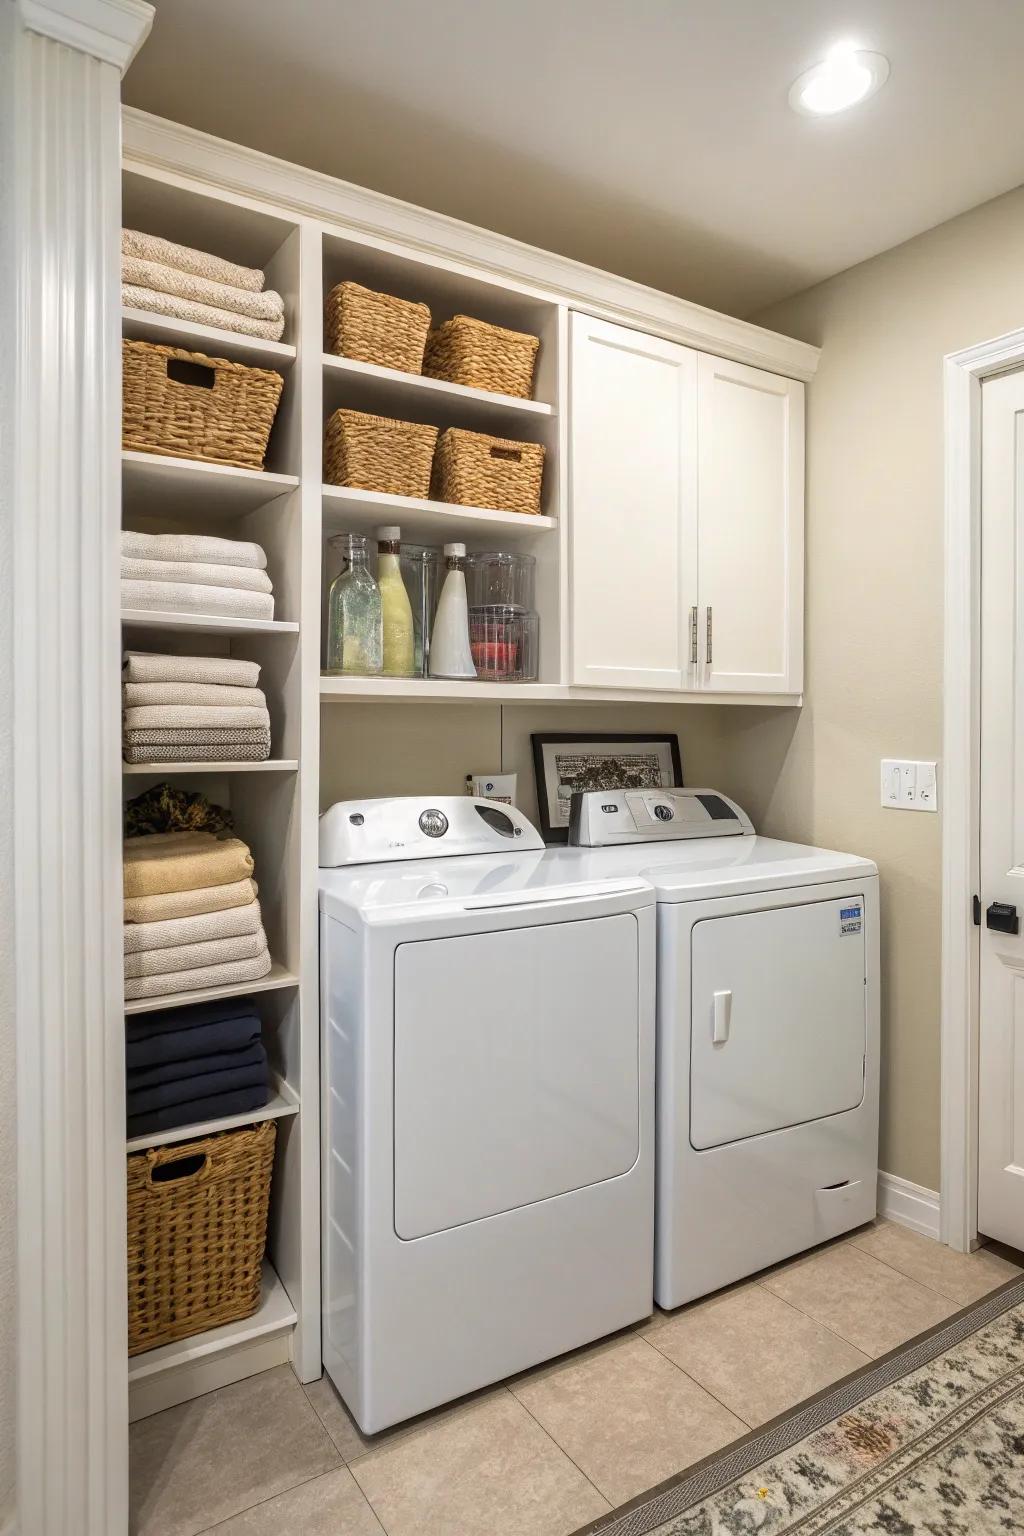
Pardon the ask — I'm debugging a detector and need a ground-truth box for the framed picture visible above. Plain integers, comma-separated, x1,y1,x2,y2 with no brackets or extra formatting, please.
530,732,683,843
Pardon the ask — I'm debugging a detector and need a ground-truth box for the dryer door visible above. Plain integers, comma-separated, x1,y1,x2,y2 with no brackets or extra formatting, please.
394,912,640,1239
690,895,866,1150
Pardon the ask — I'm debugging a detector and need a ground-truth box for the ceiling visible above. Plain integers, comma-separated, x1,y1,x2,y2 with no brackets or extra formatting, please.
124,0,1024,318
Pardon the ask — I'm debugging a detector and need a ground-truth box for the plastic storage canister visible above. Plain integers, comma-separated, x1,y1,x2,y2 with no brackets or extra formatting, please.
428,543,477,679
465,552,535,611
325,533,383,675
376,525,415,677
400,544,443,677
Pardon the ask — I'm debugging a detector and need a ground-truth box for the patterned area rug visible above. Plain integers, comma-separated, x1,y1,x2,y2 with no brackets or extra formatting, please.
575,1274,1024,1536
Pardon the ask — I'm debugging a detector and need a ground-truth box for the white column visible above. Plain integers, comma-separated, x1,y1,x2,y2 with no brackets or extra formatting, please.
3,3,152,1534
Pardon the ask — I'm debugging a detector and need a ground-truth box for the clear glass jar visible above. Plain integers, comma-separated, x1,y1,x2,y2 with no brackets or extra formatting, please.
465,552,536,612
325,533,382,675
399,544,444,677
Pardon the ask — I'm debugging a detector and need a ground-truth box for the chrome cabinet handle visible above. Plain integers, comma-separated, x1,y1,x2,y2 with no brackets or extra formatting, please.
689,606,698,667
706,607,713,666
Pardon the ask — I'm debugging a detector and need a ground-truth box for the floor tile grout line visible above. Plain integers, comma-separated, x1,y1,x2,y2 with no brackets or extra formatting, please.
506,1385,614,1511
752,1274,879,1355
638,1333,754,1431
193,1461,382,1536
843,1232,1018,1303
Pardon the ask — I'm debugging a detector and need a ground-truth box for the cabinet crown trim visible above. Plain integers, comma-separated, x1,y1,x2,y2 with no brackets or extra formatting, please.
122,107,819,383
19,0,153,69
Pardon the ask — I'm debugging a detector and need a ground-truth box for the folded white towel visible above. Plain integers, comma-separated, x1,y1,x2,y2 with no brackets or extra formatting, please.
122,284,286,342
124,926,269,979
122,255,284,322
120,580,274,621
121,530,267,571
124,897,264,955
123,704,271,730
122,229,265,293
123,651,261,688
122,681,267,709
124,945,272,1000
120,558,273,595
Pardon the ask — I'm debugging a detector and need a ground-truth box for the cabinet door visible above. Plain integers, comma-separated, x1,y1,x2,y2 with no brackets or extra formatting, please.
569,314,698,690
697,354,804,694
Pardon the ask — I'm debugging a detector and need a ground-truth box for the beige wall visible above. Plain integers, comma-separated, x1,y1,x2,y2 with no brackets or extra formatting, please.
751,182,1024,1191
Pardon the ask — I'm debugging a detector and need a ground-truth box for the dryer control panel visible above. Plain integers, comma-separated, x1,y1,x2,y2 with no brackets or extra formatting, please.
569,788,754,847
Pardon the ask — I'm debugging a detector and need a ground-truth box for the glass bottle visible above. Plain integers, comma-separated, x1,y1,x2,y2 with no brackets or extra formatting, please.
428,542,477,679
376,525,415,677
325,533,382,675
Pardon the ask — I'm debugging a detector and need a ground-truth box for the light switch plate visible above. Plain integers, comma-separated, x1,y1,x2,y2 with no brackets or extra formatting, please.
881,759,938,812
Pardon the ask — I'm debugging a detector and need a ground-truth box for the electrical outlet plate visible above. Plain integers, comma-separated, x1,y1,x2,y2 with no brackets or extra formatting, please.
881,759,938,812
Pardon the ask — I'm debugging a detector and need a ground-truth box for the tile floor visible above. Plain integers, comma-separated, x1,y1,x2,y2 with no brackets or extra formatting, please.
129,1221,1022,1536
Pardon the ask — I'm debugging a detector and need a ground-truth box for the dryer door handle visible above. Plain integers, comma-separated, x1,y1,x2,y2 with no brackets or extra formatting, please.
712,990,732,1045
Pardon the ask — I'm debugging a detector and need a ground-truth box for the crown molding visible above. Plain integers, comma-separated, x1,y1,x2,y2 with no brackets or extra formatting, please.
121,108,820,382
17,0,152,70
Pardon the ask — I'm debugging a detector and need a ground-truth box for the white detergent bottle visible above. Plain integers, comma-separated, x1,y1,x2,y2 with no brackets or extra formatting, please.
376,525,415,677
428,542,477,679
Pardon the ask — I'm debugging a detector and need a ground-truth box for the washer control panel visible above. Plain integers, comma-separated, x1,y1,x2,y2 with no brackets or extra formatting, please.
569,788,753,847
320,796,544,866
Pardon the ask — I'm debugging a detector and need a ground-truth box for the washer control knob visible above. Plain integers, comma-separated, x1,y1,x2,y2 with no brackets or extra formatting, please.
418,808,449,838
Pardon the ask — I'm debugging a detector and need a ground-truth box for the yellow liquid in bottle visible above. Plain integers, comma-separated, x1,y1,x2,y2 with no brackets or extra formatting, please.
378,549,414,676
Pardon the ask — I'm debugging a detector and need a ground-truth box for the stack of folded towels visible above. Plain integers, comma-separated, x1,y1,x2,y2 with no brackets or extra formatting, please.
124,830,272,1002
122,229,286,342
126,996,270,1138
123,650,271,764
121,529,275,622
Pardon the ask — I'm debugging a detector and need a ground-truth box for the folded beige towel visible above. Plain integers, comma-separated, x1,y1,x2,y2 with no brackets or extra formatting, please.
124,926,269,978
120,558,273,595
124,898,264,954
124,876,258,925
123,651,261,687
120,580,274,621
122,284,286,342
123,682,267,709
123,832,254,898
122,229,265,293
124,946,272,1001
122,255,284,322
122,531,267,571
123,743,272,765
124,705,270,731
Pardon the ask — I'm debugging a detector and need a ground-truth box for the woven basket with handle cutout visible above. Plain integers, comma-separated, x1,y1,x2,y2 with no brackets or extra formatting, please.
122,339,284,471
431,427,545,517
424,315,540,399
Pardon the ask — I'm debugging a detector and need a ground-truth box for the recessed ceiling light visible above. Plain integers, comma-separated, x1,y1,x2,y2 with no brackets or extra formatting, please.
789,43,889,116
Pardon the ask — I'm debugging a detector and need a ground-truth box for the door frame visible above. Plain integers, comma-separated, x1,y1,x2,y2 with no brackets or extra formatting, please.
941,325,1024,1252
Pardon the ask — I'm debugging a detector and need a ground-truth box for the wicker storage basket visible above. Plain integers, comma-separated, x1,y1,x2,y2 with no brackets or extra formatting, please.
325,282,431,374
127,1120,276,1355
424,316,540,399
324,408,438,498
431,428,545,516
122,340,284,471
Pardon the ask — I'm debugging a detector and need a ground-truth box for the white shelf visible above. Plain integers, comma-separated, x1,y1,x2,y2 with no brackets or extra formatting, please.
124,960,299,1016
123,759,299,775
322,351,553,429
322,482,555,543
122,450,299,520
123,307,296,366
120,608,299,636
128,1262,297,1387
321,675,569,703
126,1078,299,1153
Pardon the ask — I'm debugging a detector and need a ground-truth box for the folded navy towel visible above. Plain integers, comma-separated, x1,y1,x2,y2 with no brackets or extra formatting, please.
126,999,261,1070
127,1041,266,1092
127,1083,270,1139
126,1046,268,1115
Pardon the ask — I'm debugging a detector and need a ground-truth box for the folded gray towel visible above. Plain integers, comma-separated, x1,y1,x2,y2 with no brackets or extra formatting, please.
123,704,271,731
122,255,284,322
120,558,273,595
123,727,271,746
122,229,265,293
120,580,274,621
124,946,272,1001
122,284,286,342
122,742,271,765
124,898,264,955
122,682,267,709
123,651,261,688
121,531,267,570
124,926,269,979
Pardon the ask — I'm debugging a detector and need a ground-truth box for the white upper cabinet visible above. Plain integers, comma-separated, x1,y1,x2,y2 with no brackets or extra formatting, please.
569,316,804,698
569,314,698,691
697,354,804,695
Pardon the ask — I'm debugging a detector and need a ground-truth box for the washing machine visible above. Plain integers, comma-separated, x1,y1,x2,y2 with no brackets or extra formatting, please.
568,787,880,1309
318,795,656,1433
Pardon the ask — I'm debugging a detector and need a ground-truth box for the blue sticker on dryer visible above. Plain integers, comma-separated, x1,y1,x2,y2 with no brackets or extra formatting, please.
839,902,863,936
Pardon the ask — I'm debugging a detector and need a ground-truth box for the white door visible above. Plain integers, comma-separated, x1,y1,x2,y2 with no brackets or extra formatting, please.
689,896,866,1150
569,313,698,690
697,354,804,694
392,912,640,1239
979,367,1024,1248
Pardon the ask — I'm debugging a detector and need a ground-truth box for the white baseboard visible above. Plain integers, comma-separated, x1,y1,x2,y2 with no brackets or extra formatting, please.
877,1170,941,1240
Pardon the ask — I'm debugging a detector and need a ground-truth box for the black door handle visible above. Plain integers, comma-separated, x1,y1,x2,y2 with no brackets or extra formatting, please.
986,901,1020,935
